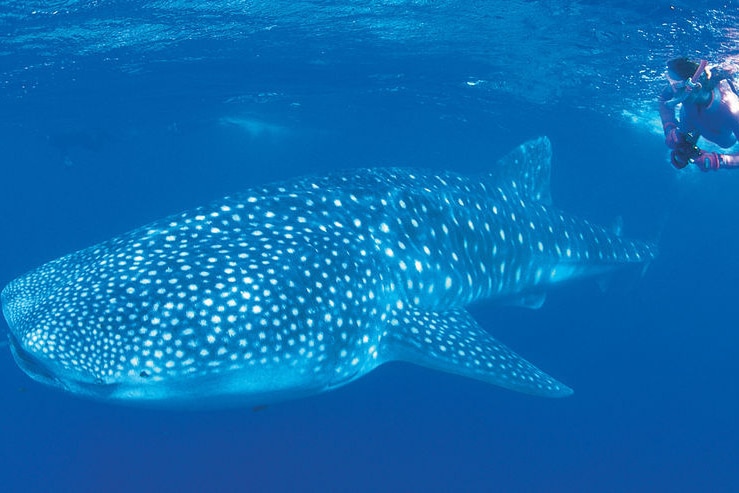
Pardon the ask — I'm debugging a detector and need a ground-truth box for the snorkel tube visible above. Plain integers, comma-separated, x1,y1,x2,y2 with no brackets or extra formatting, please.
685,59,708,91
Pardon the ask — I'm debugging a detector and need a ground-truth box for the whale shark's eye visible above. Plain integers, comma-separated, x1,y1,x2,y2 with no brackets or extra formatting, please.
139,370,151,378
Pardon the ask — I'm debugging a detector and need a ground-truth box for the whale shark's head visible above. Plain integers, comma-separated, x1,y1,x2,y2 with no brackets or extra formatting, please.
2,255,152,402
1,249,208,405
0,206,358,408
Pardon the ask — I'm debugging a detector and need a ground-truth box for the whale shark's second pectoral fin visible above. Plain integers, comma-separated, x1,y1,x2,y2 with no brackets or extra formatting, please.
383,308,572,398
505,293,547,310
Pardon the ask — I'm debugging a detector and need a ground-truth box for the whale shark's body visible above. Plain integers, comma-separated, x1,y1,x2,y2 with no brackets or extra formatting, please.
1,138,655,407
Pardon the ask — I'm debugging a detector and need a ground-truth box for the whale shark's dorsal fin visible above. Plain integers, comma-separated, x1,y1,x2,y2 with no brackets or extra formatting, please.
487,136,553,206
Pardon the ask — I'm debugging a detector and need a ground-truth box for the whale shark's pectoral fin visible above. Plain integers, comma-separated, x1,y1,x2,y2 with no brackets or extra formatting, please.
384,308,572,398
505,293,547,310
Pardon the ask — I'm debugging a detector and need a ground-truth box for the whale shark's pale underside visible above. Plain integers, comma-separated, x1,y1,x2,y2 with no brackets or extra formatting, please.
1,137,656,408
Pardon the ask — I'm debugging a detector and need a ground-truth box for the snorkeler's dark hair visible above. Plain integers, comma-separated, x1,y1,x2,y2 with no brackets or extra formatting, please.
667,57,699,80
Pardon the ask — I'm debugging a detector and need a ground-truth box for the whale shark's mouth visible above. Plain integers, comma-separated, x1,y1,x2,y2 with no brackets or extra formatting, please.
8,332,66,390
7,332,121,400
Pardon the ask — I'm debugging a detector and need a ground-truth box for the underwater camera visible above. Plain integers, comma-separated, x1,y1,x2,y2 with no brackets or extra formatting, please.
670,132,701,169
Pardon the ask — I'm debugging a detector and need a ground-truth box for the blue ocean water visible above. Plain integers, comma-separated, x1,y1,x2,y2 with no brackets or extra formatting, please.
1,1,738,492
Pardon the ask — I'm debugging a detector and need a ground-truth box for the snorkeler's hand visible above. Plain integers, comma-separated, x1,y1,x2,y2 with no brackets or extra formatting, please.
670,149,691,169
694,151,722,171
664,123,686,149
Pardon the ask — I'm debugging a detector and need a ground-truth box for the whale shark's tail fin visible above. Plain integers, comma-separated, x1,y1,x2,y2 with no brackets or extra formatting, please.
381,308,572,398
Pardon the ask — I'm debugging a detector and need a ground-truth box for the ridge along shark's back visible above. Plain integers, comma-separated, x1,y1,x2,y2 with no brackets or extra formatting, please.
1,137,656,408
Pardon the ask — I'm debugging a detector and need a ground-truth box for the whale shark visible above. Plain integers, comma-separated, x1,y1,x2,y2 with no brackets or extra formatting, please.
1,137,656,408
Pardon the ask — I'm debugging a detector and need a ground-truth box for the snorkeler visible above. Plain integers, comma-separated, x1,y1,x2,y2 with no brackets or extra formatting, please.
659,57,739,171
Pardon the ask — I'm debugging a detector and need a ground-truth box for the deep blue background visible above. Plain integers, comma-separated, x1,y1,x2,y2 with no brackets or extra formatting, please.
2,2,739,492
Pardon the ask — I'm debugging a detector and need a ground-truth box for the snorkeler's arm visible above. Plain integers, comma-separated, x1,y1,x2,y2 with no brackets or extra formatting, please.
659,85,687,150
718,98,739,168
719,154,739,168
722,148,739,169
695,150,739,170
658,85,679,133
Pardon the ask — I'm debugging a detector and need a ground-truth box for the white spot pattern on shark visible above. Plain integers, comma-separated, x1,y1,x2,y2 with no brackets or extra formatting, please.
1,137,656,407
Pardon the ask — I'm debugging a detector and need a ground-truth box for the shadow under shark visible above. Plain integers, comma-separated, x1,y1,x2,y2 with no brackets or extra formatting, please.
1,137,656,408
